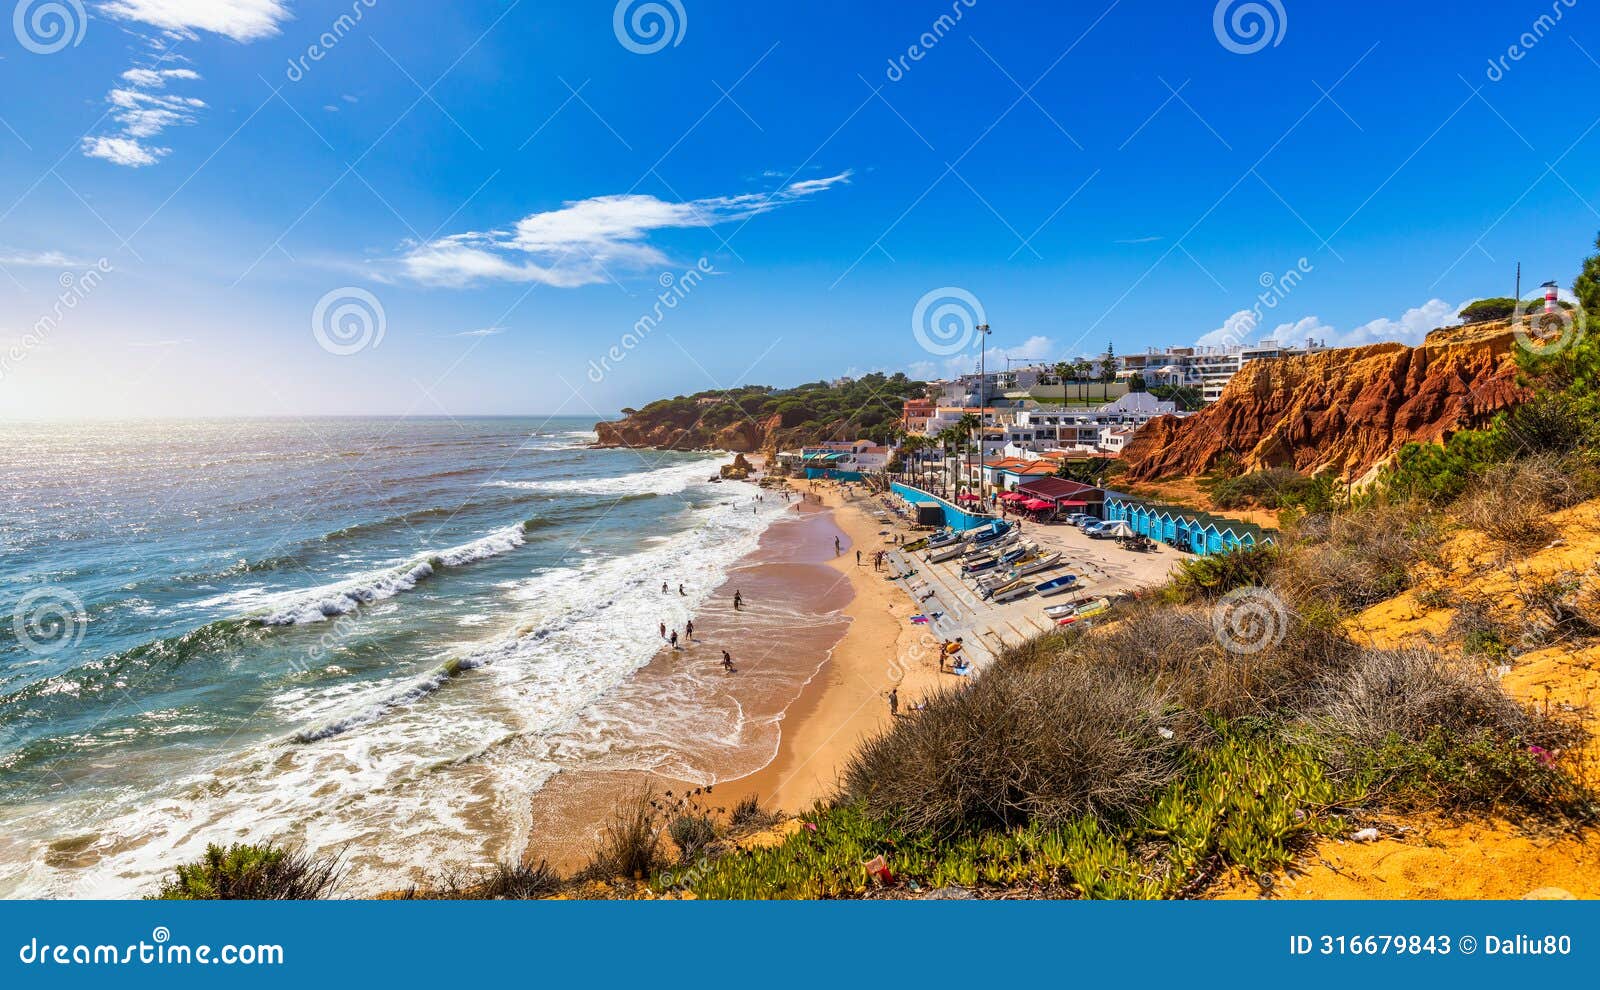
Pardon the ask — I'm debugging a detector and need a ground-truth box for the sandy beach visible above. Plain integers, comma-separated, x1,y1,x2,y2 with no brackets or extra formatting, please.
717,482,948,813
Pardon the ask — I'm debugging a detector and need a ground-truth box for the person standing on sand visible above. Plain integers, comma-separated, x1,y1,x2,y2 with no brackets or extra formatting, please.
669,630,679,650
685,619,694,641
887,687,899,717
855,549,861,565
721,650,736,673
733,589,743,611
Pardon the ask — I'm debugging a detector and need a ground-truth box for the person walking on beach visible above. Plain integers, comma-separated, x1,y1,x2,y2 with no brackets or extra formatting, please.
721,650,736,673
834,535,842,557
887,687,899,718
685,619,694,641
669,630,680,650
733,589,743,611
659,622,666,639
855,549,861,566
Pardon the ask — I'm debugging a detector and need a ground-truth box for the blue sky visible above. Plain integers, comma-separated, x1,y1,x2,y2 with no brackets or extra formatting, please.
1,0,1597,418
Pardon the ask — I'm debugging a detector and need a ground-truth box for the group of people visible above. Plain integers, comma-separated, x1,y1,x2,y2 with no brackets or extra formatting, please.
658,582,746,673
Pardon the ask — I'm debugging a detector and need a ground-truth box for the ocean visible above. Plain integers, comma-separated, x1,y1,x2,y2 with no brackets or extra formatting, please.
0,417,850,897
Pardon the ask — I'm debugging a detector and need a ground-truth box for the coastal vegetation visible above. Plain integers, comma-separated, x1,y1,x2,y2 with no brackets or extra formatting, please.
150,843,344,900
598,373,924,451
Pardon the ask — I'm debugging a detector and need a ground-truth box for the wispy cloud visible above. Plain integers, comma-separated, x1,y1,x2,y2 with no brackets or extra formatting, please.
99,1,293,43
453,327,505,338
399,172,853,288
0,248,89,267
1114,235,1162,244
83,1,292,167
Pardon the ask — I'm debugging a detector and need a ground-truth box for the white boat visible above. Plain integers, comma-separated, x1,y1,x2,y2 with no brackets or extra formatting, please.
991,580,1035,603
926,542,968,563
1014,551,1061,576
1036,576,1081,602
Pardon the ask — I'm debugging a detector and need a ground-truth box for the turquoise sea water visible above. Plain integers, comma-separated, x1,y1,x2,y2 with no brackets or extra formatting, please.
0,417,788,897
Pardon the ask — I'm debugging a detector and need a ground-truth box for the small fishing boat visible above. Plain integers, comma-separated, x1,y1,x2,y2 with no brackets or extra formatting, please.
925,529,963,549
991,580,1035,603
962,555,1004,575
926,542,968,563
1056,597,1110,624
1035,574,1079,598
1014,551,1061,576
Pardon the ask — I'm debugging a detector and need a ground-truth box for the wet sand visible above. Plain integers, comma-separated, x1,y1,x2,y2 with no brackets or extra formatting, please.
518,498,859,869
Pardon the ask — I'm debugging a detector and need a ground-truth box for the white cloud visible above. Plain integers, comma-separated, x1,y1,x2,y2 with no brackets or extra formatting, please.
1197,298,1465,351
400,172,852,287
1114,235,1162,244
82,136,168,167
453,327,505,338
120,67,200,87
98,0,293,43
83,2,286,167
0,248,88,267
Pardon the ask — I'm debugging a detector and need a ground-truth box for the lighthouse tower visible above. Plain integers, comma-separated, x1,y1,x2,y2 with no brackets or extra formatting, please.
1542,281,1559,315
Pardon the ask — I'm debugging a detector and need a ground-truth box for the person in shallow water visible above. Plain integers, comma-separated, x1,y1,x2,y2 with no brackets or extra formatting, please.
662,581,668,593
669,630,679,650
685,619,694,640
834,536,842,556
678,583,686,596
659,621,666,639
721,649,736,673
733,589,743,610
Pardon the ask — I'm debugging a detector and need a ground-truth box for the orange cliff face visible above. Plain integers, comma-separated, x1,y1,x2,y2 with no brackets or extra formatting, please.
1120,322,1530,483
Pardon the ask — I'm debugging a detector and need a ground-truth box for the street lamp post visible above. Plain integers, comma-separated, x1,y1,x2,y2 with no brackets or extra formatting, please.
976,323,991,511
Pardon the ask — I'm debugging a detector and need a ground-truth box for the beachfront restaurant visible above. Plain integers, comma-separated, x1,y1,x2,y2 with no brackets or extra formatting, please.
799,448,863,482
1011,477,1106,519
1102,495,1274,557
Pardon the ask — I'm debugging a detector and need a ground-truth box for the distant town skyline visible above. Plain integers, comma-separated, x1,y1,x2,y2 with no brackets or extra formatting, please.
2,1,1598,418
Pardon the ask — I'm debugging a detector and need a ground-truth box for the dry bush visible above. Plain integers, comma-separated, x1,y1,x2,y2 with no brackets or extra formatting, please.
840,659,1187,834
1306,646,1537,748
580,787,665,880
1275,500,1444,614
728,794,779,830
1457,454,1591,553
1510,571,1599,648
1445,593,1511,658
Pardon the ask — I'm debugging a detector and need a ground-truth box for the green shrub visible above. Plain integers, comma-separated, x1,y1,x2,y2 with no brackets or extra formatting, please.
151,843,343,900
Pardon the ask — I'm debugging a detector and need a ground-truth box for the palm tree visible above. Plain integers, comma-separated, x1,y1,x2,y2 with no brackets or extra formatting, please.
955,413,981,496
935,427,958,496
1052,360,1070,390
1073,358,1092,401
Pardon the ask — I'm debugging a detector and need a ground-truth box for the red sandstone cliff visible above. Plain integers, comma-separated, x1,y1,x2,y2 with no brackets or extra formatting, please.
1120,322,1529,482
593,412,867,454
